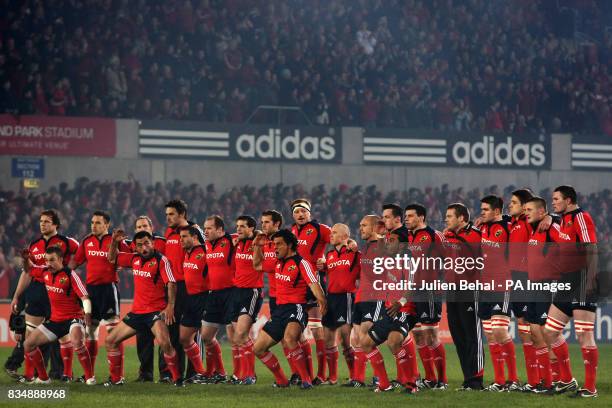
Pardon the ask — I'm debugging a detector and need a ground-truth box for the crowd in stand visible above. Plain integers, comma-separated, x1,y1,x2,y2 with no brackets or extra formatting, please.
0,177,610,298
1,0,612,134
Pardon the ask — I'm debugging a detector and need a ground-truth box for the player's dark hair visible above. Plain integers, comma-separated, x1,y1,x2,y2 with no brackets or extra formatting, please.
206,215,225,230
511,188,534,205
40,209,61,227
262,209,283,227
179,225,201,237
291,198,311,208
526,196,547,211
554,185,577,204
133,230,153,242
480,195,504,211
236,215,257,229
447,203,470,222
382,203,403,219
271,229,299,251
165,199,188,216
92,210,110,223
45,246,64,259
404,203,427,220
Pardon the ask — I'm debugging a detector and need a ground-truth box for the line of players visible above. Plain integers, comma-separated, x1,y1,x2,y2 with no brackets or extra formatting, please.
8,185,599,397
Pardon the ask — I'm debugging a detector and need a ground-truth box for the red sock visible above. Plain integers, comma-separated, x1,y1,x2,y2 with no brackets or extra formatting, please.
242,339,255,378
551,359,560,382
353,347,366,383
74,344,93,379
489,343,505,384
212,339,225,375
343,347,355,380
551,338,573,382
283,345,299,375
288,346,311,384
581,346,598,393
232,345,242,378
315,339,326,380
24,351,35,379
431,342,447,383
184,342,206,375
393,347,409,385
325,346,339,383
366,348,390,389
28,348,48,380
205,343,216,376
86,339,98,370
523,342,539,386
163,351,180,381
259,351,288,385
107,348,123,382
501,339,518,382
417,344,436,382
535,346,552,388
59,342,74,378
117,342,125,378
403,337,420,381
299,340,314,380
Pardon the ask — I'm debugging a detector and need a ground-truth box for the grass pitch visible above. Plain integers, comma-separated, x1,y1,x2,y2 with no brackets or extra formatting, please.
0,344,609,407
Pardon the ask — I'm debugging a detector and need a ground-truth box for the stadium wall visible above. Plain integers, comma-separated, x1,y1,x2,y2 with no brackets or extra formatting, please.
0,117,610,193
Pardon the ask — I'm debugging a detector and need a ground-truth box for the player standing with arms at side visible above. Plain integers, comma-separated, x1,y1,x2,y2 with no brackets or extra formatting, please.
316,224,360,385
443,203,485,391
163,200,204,382
70,210,128,381
11,209,78,381
253,229,327,389
405,204,448,390
290,199,331,384
17,246,94,385
106,230,183,386
544,185,599,398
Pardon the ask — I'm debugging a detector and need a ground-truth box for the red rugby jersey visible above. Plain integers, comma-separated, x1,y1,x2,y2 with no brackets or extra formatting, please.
480,220,510,289
117,251,175,314
234,238,263,288
275,254,319,305
29,234,79,266
74,234,129,285
291,221,331,265
509,215,530,272
355,240,379,303
260,236,278,297
204,233,235,291
527,222,572,281
164,223,204,281
323,246,360,294
29,266,88,321
408,226,445,284
183,245,208,295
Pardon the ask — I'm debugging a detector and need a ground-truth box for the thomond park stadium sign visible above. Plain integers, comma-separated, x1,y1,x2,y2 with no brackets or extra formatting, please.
363,129,550,169
139,121,341,163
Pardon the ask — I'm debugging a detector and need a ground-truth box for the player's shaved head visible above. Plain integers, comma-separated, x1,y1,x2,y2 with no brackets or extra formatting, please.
332,223,350,237
359,214,381,241
362,215,380,227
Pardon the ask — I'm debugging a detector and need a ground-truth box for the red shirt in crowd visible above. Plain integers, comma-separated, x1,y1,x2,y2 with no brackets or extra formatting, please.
182,245,208,295
29,266,88,322
260,235,278,297
234,237,263,288
291,221,331,266
204,233,235,291
164,223,204,281
29,234,79,266
74,234,129,285
323,245,360,294
274,254,319,305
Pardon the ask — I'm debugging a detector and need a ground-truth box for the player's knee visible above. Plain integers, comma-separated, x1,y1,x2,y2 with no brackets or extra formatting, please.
159,341,174,355
23,339,35,353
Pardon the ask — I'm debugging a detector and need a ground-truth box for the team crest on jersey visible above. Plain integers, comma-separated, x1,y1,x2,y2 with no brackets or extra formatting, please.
148,260,157,267
51,242,64,249
195,254,204,260
495,230,503,237
220,241,226,248
306,229,313,235
419,235,428,242
566,221,573,227
288,265,297,272
59,277,67,285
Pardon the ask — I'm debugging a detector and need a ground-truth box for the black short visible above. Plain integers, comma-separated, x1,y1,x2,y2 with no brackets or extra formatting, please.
39,318,84,341
511,301,528,319
306,276,326,308
24,280,50,318
269,297,277,314
263,303,308,342
181,292,208,328
123,311,163,332
553,270,598,313
478,291,512,320
351,301,385,325
203,288,234,325
87,283,120,322
415,299,443,324
369,312,417,345
552,301,597,317
231,287,263,322
525,302,552,326
323,293,354,329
